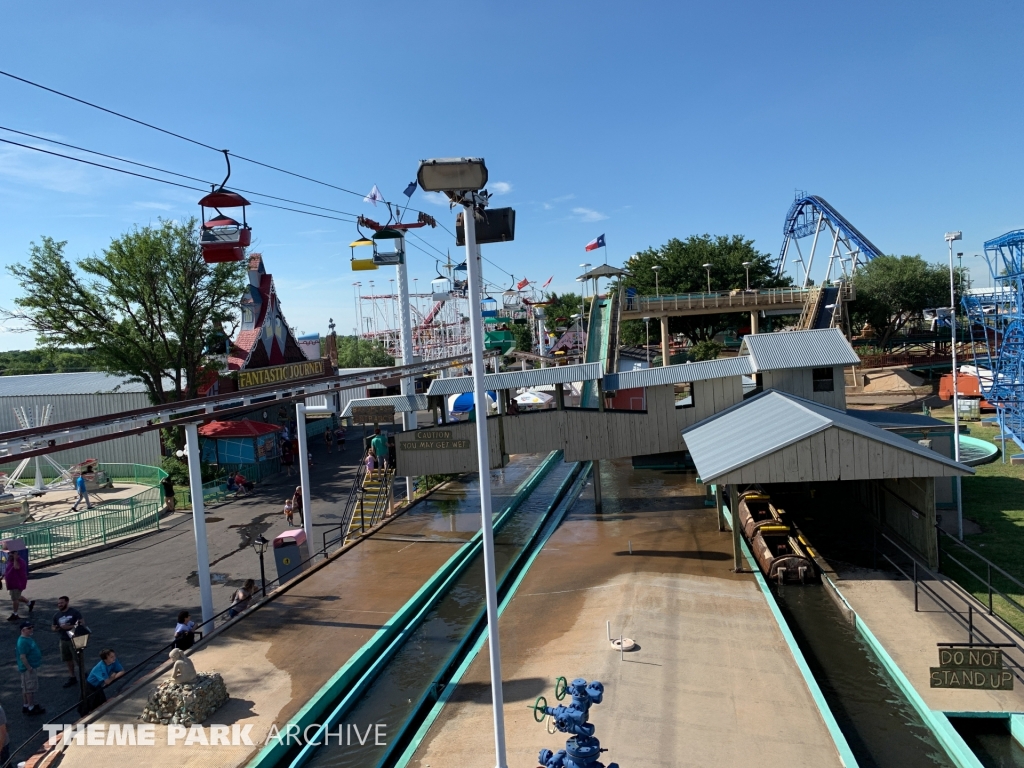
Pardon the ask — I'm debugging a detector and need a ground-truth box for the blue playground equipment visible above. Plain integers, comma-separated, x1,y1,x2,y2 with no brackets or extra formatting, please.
963,229,1024,452
777,194,884,286
532,677,619,768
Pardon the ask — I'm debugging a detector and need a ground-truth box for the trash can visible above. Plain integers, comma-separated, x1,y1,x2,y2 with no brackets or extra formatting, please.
273,529,309,585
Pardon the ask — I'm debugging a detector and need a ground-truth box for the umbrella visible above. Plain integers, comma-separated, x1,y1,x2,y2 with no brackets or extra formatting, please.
448,391,497,413
514,391,553,405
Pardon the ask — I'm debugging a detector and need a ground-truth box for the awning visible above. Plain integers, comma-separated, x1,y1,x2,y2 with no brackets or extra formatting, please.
198,419,282,438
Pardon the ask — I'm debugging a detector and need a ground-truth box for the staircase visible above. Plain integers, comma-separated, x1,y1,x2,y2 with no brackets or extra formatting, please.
345,466,395,543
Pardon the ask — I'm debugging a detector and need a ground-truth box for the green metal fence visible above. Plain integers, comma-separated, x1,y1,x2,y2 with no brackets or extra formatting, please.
175,457,283,509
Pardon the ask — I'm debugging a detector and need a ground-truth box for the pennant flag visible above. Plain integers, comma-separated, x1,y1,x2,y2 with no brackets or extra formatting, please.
585,234,606,252
517,277,530,290
364,185,383,206
542,275,553,288
403,180,417,198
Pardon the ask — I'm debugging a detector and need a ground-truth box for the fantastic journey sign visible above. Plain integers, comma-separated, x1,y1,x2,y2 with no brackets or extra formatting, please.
237,359,329,390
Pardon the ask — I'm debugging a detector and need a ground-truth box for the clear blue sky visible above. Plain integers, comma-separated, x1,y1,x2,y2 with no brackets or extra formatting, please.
1,1,1021,350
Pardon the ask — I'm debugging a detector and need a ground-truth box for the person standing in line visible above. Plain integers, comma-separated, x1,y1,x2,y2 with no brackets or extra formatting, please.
70,473,91,512
324,427,333,454
16,621,44,715
371,428,389,475
281,438,294,477
82,648,124,714
228,579,255,618
51,596,84,688
4,547,33,622
365,446,376,478
291,486,304,526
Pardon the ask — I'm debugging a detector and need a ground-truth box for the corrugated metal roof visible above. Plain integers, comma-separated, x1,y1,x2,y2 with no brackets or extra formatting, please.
341,394,428,417
739,329,860,371
426,363,602,396
605,356,754,391
0,372,151,397
681,390,971,482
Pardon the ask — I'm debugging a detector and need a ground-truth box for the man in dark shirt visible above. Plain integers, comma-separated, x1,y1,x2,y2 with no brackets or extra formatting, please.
51,596,84,688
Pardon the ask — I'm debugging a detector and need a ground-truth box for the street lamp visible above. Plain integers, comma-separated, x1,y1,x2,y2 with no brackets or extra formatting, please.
945,230,964,541
702,263,713,294
643,317,651,365
253,535,269,597
652,265,661,297
69,624,91,708
741,261,753,291
417,156,509,768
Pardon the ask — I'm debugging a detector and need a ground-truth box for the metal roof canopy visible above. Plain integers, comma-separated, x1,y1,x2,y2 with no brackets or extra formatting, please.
341,394,428,417
426,362,603,396
0,350,494,462
682,390,972,484
0,371,170,397
578,264,628,281
605,356,754,391
739,328,860,371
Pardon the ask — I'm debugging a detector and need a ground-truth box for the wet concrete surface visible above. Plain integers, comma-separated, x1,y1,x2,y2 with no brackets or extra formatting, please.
45,453,547,768
411,459,844,768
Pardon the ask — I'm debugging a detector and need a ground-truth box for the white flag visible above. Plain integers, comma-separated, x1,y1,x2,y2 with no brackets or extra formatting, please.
364,185,383,206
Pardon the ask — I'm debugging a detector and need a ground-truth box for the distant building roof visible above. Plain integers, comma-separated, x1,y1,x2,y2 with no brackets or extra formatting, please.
341,394,428,417
681,390,971,483
739,328,860,371
605,356,754,391
426,362,603,396
0,372,151,397
198,419,282,438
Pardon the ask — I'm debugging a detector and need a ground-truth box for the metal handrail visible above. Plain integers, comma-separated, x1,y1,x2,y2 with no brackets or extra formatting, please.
936,525,1024,619
879,532,1024,682
321,460,367,554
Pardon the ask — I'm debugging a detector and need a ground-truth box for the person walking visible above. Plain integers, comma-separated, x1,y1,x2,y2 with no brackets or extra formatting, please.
16,621,44,715
364,446,376,478
70,473,91,512
228,579,255,618
81,648,124,715
4,546,33,622
335,426,346,451
291,487,304,526
160,475,176,512
371,428,389,475
281,438,294,477
283,497,295,526
51,596,84,688
324,427,333,454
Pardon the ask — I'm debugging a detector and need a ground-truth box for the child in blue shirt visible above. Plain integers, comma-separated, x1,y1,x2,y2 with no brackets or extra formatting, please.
82,649,124,715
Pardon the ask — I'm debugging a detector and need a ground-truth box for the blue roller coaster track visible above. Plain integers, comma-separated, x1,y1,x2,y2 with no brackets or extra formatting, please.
964,229,1024,452
777,194,885,286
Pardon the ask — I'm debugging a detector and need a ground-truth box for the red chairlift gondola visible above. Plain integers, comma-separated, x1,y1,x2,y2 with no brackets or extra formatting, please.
198,151,252,263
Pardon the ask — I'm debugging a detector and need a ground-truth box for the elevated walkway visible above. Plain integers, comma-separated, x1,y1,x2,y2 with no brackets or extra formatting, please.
622,285,854,321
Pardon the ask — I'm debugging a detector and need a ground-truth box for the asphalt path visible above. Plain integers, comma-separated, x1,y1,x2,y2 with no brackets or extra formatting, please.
0,428,377,762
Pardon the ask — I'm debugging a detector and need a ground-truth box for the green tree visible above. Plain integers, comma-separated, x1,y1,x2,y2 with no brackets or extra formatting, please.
540,292,583,327
851,255,953,349
334,335,394,368
688,339,725,361
509,322,533,353
2,219,246,403
0,348,103,375
620,235,790,346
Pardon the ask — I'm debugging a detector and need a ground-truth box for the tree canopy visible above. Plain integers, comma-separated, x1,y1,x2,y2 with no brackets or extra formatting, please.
620,235,789,345
540,292,583,327
0,348,103,376
334,335,394,368
851,254,960,349
3,219,247,403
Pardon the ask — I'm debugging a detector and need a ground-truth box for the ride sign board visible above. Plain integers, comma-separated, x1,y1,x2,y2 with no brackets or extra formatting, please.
237,359,329,390
350,405,395,425
399,430,470,451
930,647,1013,690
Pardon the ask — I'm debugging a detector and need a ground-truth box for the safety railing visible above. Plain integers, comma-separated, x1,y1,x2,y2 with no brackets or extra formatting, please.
878,531,1024,684
322,460,366,553
174,457,283,509
936,526,1024,626
621,285,852,316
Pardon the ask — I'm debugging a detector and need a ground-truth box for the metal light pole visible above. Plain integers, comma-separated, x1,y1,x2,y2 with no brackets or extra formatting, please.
643,317,651,365
253,535,269,597
742,261,752,291
652,265,661,297
418,158,507,768
945,230,964,540
296,403,334,546
395,235,416,500
182,424,214,627
702,263,713,294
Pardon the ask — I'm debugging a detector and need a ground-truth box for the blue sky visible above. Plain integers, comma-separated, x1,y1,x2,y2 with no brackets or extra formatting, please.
1,0,1022,350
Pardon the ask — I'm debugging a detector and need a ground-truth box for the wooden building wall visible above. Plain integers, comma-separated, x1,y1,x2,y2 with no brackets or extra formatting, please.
761,366,846,410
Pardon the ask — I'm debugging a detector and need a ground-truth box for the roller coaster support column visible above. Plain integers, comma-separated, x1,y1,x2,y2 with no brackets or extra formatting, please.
463,192,508,768
396,238,416,501
183,423,214,628
728,484,743,572
659,316,670,366
945,231,964,540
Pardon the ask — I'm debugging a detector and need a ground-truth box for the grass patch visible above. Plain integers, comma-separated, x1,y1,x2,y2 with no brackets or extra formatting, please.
929,405,1024,633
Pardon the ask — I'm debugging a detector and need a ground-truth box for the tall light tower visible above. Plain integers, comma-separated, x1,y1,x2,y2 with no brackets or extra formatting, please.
742,261,753,291
702,263,713,294
652,265,661,297
945,230,964,540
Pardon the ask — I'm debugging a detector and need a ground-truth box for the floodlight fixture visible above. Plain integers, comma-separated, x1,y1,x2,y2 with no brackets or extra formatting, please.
945,231,962,243
417,158,488,192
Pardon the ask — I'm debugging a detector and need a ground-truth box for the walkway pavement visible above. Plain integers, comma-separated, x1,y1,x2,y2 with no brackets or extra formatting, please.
0,432,368,763
411,459,844,768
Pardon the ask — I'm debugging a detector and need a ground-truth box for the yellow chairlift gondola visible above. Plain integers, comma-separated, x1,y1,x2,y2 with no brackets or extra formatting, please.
350,235,377,271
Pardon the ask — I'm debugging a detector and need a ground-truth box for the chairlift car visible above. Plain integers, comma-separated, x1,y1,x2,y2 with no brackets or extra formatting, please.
198,190,251,263
350,236,377,271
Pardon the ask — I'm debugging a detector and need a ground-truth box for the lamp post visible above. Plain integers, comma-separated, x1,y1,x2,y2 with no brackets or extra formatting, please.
702,263,713,294
643,317,651,365
742,261,753,291
69,624,90,709
253,535,269,597
418,157,508,768
652,265,661,298
945,230,964,540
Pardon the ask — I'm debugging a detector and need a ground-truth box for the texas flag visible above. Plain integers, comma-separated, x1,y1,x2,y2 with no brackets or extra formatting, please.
585,234,606,252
